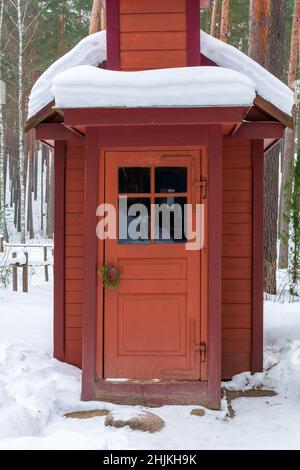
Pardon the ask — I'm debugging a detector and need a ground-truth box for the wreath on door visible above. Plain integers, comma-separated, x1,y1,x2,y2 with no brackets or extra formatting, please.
99,265,121,289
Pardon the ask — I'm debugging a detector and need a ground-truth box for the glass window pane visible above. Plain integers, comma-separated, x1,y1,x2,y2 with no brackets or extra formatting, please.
154,197,187,244
119,197,151,244
119,168,150,194
155,167,187,194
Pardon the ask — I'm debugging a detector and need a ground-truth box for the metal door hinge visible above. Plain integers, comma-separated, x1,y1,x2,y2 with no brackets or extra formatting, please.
193,342,207,363
193,178,207,201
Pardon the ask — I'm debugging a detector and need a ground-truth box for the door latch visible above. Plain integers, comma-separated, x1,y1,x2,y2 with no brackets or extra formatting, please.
193,342,207,363
193,178,207,202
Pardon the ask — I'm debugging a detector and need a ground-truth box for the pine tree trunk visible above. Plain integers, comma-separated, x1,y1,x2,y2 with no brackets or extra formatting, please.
278,0,300,269
90,0,102,34
210,0,218,37
263,0,286,293
248,0,270,68
220,0,229,42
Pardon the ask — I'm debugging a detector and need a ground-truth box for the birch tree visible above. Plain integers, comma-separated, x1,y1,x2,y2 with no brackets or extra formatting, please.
0,0,5,237
220,0,229,42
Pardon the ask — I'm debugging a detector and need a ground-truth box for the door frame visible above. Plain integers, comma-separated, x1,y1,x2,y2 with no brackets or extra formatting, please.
82,124,222,409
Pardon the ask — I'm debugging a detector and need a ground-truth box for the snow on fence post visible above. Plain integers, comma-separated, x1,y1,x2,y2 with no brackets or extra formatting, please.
12,252,18,292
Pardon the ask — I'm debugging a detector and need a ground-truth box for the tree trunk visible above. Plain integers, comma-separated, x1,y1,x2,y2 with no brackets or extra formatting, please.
278,0,300,269
210,0,218,37
90,0,102,34
288,0,300,89
263,0,286,293
220,0,229,42
17,0,25,244
248,0,270,68
0,0,6,239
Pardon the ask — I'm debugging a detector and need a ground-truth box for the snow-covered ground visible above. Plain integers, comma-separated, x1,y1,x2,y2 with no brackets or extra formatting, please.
0,272,299,450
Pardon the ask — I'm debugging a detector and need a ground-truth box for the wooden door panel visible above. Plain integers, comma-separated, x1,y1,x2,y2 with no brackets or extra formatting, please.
103,149,205,380
119,258,187,280
118,294,186,354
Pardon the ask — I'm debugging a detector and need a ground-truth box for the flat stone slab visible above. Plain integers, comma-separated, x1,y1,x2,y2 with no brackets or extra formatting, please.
191,408,205,417
65,410,109,420
105,408,165,433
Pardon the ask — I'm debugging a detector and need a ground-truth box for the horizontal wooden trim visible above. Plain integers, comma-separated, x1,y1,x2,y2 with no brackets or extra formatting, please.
65,304,83,316
120,13,187,32
120,31,187,51
120,0,187,13
222,303,252,313
222,316,252,329
36,124,84,141
65,352,82,367
222,291,252,303
65,339,82,352
223,213,252,224
222,280,252,292
222,353,251,366
65,316,82,328
120,50,187,69
94,381,212,407
223,191,252,202
65,292,84,304
82,125,209,147
63,107,249,127
222,267,252,279
227,121,285,139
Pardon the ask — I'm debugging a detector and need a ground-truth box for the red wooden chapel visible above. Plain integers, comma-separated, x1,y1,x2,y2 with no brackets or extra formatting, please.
26,0,293,409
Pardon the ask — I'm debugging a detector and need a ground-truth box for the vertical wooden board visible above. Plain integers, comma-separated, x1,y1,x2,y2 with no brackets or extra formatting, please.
221,140,253,379
64,140,85,368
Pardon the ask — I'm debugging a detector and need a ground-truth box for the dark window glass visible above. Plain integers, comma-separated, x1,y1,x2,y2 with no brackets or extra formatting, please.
119,168,150,194
154,197,187,244
119,197,151,244
155,167,187,194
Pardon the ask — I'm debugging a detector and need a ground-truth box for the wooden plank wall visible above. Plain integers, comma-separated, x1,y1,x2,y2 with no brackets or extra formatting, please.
64,140,85,368
119,0,188,70
222,139,253,379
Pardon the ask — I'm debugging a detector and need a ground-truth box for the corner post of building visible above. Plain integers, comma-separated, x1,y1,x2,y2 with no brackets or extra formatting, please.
207,125,222,409
82,127,100,401
251,139,264,373
54,140,66,362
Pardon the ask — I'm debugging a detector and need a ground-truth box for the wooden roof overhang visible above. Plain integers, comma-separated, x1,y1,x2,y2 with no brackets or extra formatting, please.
30,102,287,152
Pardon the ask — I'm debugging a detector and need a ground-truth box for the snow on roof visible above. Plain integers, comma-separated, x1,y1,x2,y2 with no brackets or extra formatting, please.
51,65,256,109
201,31,293,117
28,31,106,119
28,29,293,120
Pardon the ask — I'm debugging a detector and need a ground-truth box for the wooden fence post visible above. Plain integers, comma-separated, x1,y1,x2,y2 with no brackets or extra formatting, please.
0,236,4,253
44,246,49,282
22,252,29,293
12,252,18,292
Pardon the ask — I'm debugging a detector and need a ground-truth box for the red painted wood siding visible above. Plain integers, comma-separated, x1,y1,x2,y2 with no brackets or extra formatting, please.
119,0,188,70
221,140,253,379
64,140,85,368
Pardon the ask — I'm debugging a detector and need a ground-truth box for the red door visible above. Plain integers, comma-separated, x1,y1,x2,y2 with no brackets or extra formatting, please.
102,149,207,380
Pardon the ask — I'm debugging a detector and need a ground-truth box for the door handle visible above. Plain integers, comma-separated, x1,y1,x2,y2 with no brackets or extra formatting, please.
99,265,120,289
